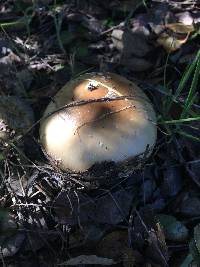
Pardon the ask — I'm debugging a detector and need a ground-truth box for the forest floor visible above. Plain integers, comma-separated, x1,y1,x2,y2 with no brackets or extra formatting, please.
0,0,200,266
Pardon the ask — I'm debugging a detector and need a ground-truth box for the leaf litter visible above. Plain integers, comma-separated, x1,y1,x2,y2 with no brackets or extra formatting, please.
0,0,200,266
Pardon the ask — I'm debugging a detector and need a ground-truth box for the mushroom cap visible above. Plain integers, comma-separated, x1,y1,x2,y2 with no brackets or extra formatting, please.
40,72,157,172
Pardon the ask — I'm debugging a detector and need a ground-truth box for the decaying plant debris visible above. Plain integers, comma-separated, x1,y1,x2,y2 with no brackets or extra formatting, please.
0,0,200,266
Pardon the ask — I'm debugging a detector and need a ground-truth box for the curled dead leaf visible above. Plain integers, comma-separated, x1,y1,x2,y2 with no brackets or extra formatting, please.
165,23,194,34
157,22,195,52
157,32,189,52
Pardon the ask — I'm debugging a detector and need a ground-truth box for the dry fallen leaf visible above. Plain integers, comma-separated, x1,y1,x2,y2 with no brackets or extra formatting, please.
96,230,129,261
130,208,169,266
157,22,195,52
96,230,142,266
157,32,189,52
165,23,194,34
59,255,117,265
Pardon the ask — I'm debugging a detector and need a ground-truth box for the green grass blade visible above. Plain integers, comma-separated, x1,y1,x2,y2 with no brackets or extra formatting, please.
181,50,200,118
174,52,199,101
178,131,200,142
165,50,200,115
159,116,200,125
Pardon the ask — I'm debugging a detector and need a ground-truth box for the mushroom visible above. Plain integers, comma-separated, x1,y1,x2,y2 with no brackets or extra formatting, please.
40,72,157,173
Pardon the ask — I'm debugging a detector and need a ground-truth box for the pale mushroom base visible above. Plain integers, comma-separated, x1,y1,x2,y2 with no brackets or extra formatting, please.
44,147,151,189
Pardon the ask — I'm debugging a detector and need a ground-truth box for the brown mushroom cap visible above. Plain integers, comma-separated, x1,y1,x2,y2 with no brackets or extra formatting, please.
40,73,157,172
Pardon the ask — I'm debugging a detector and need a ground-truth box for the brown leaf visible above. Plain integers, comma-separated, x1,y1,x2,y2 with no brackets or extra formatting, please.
97,230,129,261
157,33,189,52
97,230,143,266
60,255,117,265
130,208,169,266
165,23,194,34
